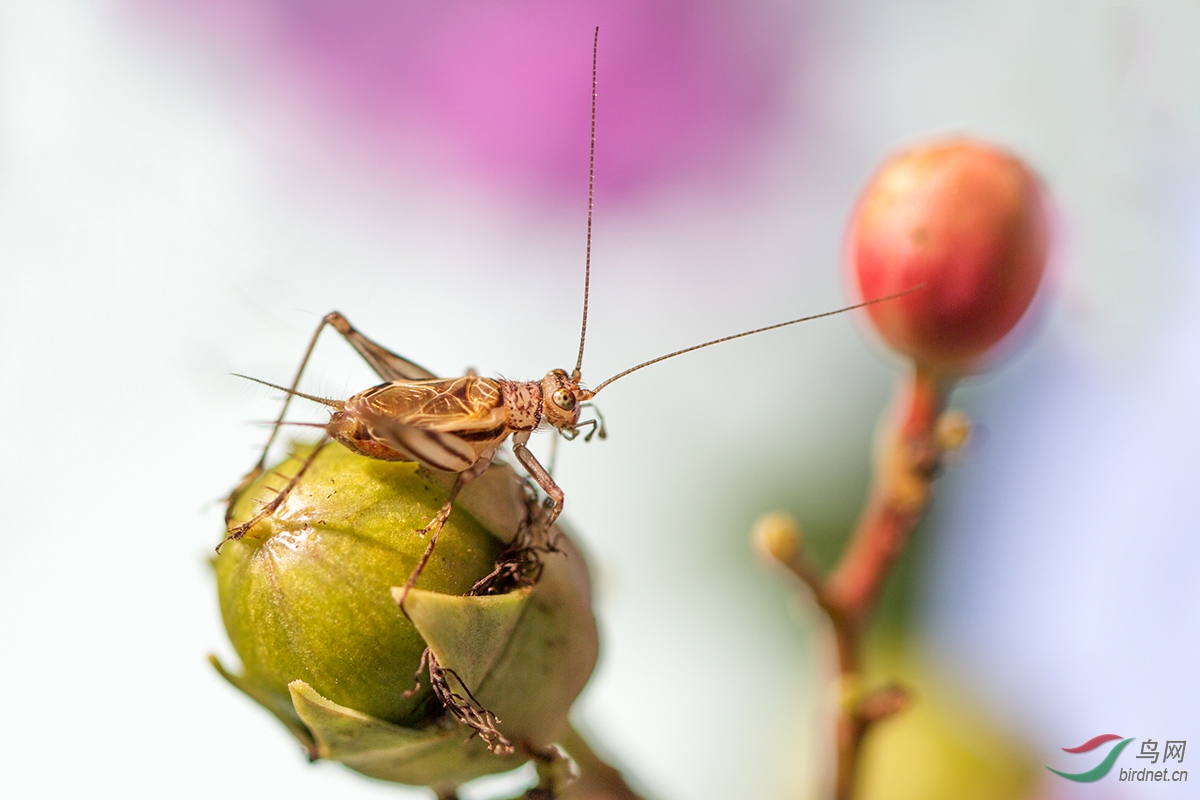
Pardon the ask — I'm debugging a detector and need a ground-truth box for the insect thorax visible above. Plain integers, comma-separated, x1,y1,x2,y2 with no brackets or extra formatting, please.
501,380,543,432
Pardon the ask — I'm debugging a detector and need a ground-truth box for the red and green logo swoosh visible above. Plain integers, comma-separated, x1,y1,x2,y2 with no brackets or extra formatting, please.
1046,734,1134,782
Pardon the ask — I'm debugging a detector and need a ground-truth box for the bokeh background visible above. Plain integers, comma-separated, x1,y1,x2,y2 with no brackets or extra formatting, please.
1,1,1197,798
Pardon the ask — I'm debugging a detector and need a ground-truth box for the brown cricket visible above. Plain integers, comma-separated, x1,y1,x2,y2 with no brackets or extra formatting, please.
222,29,918,605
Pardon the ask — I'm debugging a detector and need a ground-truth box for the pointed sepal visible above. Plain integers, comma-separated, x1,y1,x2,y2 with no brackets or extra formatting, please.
289,680,525,787
398,587,531,694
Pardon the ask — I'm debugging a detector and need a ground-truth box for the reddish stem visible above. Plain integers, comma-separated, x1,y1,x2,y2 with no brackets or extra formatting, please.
825,364,951,800
756,364,952,799
755,364,957,799
826,366,950,632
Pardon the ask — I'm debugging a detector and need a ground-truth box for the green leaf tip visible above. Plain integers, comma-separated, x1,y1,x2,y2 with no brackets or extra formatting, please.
398,587,533,694
288,680,525,787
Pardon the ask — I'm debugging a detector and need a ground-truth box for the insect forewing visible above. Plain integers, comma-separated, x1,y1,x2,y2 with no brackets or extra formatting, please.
345,378,507,472
366,418,479,472
353,378,507,433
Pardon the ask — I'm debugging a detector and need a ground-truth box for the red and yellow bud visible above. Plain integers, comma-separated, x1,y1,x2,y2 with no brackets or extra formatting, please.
848,139,1050,376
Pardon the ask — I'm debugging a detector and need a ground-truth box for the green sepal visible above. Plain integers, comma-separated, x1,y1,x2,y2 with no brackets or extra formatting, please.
401,545,598,749
289,680,525,787
470,574,591,746
399,587,532,694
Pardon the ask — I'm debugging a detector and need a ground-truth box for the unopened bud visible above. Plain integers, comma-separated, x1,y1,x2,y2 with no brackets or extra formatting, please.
849,139,1050,376
935,409,972,452
212,444,599,789
753,511,803,565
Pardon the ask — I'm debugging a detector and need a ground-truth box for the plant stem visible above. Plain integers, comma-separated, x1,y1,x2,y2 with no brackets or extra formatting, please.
827,364,950,631
756,364,956,799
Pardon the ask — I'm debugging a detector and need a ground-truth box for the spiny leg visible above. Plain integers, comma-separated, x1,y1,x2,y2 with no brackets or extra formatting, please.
395,448,496,612
220,438,330,551
227,311,436,521
512,432,565,534
227,316,337,519
322,311,436,383
394,477,468,613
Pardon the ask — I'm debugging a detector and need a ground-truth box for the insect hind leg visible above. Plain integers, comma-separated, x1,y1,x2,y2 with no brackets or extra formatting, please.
227,311,436,521
220,438,330,551
322,311,436,384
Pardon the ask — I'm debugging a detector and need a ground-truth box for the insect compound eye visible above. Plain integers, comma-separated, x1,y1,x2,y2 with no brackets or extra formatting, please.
552,388,576,411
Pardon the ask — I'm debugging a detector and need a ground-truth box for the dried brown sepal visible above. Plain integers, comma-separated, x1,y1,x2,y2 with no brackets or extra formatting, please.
471,478,565,597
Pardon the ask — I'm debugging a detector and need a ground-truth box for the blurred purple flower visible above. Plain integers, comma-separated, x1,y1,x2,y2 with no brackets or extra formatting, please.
130,0,796,204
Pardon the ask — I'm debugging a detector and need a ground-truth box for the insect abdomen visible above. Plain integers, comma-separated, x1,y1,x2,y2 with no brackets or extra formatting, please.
326,411,410,461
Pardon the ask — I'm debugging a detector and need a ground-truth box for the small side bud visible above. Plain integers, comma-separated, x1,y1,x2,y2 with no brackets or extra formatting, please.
753,512,829,599
935,409,972,452
752,512,803,565
855,684,910,725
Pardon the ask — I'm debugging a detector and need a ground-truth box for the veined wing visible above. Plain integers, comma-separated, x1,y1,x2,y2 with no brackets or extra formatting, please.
363,416,481,472
346,377,508,472
350,376,507,434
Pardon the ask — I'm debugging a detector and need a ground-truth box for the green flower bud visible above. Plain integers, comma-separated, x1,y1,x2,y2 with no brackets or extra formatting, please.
211,444,599,791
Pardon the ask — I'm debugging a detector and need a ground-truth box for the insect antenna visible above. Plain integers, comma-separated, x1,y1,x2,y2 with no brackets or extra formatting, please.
572,26,600,382
232,373,345,409
588,285,925,395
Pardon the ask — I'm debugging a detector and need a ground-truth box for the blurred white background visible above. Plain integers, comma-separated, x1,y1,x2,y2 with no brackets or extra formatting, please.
0,2,1196,799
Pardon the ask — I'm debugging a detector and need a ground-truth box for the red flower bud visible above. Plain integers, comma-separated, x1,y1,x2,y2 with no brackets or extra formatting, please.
848,139,1050,376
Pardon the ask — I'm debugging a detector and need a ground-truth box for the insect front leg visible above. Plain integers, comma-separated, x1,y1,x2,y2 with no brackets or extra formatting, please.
227,311,436,521
511,432,565,533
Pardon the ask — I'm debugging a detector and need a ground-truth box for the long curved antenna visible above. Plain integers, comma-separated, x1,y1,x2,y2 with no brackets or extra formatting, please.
233,373,345,409
588,285,924,395
572,26,600,382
